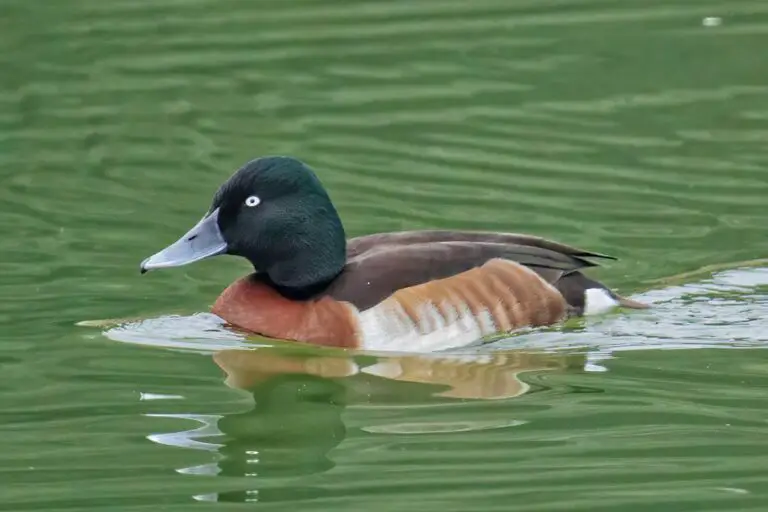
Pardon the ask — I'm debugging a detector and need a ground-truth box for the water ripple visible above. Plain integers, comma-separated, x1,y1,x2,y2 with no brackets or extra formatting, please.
3,0,768,510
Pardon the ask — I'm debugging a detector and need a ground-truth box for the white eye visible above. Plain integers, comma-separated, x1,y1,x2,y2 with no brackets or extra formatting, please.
244,195,261,207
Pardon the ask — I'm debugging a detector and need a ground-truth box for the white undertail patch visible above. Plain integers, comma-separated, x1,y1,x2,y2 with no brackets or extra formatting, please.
583,288,620,316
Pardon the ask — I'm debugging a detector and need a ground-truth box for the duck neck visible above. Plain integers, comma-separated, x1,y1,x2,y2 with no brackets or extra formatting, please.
262,218,347,300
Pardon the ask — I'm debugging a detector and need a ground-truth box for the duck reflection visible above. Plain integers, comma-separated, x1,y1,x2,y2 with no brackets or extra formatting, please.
214,346,584,401
149,346,583,503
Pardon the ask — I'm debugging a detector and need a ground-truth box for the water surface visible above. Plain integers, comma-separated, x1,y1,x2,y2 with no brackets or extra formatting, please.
2,0,768,510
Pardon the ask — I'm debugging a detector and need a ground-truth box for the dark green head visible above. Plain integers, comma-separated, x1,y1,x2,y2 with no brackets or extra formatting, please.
141,156,347,295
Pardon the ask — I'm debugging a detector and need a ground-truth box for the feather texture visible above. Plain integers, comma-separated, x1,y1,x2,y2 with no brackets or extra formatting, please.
354,258,568,351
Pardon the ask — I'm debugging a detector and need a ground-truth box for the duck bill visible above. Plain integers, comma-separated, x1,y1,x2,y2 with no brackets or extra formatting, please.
140,208,228,273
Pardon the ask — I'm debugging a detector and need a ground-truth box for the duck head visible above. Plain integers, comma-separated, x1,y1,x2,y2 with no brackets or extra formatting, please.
140,156,347,295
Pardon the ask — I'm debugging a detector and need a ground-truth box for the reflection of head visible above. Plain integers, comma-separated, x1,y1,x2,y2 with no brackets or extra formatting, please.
215,374,347,479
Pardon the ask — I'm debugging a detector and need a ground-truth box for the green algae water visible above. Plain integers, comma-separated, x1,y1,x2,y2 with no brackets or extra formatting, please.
2,0,768,510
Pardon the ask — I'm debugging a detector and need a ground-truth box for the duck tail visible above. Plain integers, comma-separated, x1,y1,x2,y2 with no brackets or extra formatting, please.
615,295,650,309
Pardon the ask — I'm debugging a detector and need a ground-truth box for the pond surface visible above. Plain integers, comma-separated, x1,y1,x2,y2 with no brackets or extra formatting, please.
2,0,768,510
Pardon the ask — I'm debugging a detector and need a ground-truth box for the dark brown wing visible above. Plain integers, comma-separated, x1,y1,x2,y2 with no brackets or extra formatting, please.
327,234,613,311
346,230,616,263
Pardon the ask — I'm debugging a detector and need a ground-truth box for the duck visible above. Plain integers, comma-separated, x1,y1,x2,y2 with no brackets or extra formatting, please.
140,156,647,352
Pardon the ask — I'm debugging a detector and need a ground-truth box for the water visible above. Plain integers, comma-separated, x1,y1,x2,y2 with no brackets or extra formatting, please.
2,0,768,510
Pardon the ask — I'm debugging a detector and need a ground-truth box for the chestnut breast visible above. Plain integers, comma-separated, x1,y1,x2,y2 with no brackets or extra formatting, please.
211,276,361,348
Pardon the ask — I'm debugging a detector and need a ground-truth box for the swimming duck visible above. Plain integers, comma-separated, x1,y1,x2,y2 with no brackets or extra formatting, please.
140,156,647,352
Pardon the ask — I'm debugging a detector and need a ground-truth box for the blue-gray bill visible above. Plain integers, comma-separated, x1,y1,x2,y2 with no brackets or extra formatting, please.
140,208,227,273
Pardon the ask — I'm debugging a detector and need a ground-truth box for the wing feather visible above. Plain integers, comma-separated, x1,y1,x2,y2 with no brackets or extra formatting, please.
328,237,602,310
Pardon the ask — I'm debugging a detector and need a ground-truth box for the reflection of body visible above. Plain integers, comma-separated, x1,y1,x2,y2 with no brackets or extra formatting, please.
208,346,581,499
214,346,584,401
141,156,646,353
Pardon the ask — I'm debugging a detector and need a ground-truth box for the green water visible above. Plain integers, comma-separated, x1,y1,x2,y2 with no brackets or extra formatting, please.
3,0,768,510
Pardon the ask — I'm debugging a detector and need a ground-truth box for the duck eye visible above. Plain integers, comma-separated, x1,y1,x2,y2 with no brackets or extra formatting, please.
244,195,261,207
